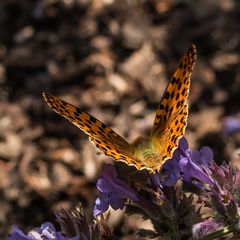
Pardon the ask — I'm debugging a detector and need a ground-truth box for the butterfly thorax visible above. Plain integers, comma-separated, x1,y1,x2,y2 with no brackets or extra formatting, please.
130,137,164,172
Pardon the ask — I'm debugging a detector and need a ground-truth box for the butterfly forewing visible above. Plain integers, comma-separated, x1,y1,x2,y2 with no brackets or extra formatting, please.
152,45,196,135
43,93,137,160
150,45,196,165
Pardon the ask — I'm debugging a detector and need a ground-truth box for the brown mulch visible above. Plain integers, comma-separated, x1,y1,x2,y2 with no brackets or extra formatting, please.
0,0,240,237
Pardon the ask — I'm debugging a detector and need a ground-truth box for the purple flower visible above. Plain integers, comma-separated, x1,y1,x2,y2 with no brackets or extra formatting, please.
223,117,240,134
203,162,240,223
55,205,112,239
179,147,214,186
161,157,182,186
8,222,78,240
93,164,139,216
151,138,189,187
161,137,214,187
192,219,223,238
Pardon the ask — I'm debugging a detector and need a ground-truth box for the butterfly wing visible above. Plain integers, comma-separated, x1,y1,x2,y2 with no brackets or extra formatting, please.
43,93,145,170
151,45,197,163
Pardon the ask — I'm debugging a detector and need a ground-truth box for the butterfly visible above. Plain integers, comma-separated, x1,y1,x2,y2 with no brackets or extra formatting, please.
43,45,197,173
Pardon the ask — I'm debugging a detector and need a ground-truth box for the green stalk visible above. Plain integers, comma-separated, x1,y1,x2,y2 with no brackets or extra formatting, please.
199,225,235,240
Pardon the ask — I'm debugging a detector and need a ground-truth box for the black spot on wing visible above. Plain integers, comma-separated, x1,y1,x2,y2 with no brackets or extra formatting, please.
181,88,186,96
175,92,180,101
165,91,170,100
159,104,164,110
177,81,182,90
172,77,177,84
89,116,97,124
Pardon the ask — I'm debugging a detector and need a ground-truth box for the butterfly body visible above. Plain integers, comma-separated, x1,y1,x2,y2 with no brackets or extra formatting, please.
43,45,197,173
128,137,163,172
130,137,153,159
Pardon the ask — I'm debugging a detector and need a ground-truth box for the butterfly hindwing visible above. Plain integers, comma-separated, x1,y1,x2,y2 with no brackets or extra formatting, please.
155,104,188,164
89,137,146,170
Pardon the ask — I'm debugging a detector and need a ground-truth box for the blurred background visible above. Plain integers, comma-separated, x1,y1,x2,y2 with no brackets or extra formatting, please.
0,0,240,238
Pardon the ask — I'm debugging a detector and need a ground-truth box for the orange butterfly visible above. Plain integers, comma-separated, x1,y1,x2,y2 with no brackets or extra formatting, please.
43,45,196,173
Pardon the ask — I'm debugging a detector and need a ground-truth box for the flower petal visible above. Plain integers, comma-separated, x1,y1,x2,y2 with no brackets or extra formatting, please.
180,157,214,186
200,147,213,166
